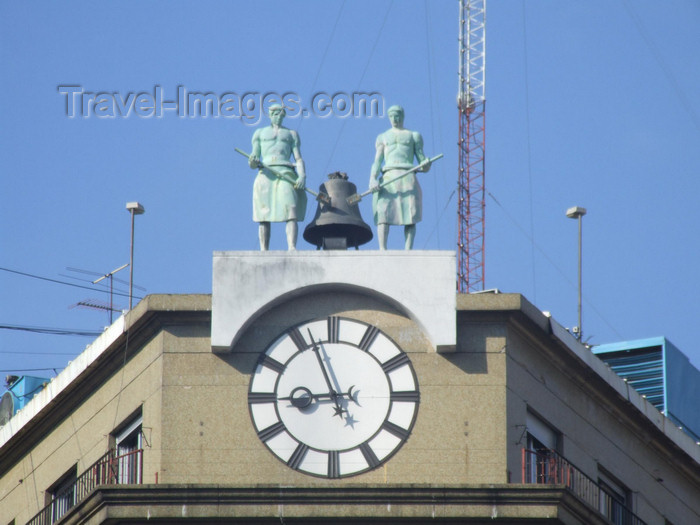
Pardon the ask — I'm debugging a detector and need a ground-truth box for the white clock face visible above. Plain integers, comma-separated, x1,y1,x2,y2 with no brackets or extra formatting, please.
248,316,419,478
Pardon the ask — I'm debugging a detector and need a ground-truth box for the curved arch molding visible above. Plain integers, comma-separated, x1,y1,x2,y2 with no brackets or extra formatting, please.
211,251,456,353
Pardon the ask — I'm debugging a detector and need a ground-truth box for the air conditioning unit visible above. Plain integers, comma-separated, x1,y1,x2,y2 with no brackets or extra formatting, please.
0,375,48,426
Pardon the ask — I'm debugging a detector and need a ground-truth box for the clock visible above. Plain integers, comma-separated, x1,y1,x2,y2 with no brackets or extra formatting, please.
248,316,420,478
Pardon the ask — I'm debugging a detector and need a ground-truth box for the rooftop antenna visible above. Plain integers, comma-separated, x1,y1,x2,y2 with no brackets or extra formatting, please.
93,263,129,323
70,298,122,325
65,265,145,324
457,0,486,292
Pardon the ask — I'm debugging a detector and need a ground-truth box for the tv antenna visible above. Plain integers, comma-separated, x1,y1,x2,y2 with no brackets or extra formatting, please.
66,264,144,324
95,263,129,323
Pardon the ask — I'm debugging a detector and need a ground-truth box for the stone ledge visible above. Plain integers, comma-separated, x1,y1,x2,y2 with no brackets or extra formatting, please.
62,484,612,524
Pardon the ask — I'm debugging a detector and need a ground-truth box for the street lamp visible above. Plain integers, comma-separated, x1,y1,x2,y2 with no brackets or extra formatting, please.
126,202,145,310
566,206,586,340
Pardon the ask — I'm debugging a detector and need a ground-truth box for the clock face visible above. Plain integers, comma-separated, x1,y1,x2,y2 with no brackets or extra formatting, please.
248,316,419,478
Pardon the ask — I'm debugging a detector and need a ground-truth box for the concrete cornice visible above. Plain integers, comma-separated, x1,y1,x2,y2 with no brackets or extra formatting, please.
61,484,610,524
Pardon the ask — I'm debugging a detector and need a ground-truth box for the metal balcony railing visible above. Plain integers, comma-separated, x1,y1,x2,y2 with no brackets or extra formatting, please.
26,448,143,525
522,448,647,525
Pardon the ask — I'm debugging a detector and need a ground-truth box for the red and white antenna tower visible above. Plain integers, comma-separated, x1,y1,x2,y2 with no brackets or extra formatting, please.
457,0,486,293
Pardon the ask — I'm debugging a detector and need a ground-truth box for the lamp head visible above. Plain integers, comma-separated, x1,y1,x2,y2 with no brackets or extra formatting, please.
566,206,586,219
126,202,145,215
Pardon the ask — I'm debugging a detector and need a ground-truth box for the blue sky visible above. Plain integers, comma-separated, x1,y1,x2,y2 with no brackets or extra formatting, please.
2,0,700,378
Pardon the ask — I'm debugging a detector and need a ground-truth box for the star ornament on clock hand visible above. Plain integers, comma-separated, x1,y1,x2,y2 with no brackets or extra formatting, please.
344,414,358,429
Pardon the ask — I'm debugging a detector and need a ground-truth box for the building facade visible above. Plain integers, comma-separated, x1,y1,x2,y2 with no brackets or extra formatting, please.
594,336,700,442
0,252,698,524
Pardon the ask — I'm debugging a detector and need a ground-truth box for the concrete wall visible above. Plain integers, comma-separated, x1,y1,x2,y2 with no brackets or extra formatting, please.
158,289,508,486
503,314,700,525
0,330,164,525
2,289,698,524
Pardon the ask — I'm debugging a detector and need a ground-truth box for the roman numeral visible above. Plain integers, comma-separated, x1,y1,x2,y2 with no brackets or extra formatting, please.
358,325,380,351
287,443,309,470
257,421,285,442
261,355,286,374
359,443,379,469
328,450,340,478
328,316,340,343
288,327,307,351
382,421,409,440
381,353,410,373
391,391,420,402
248,392,277,404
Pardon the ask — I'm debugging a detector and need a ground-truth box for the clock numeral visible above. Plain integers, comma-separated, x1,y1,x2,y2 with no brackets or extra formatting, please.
382,420,409,440
328,316,340,343
391,390,420,402
358,325,380,351
328,450,340,478
248,392,277,404
258,421,285,442
359,442,380,469
261,355,286,374
288,327,307,351
381,353,410,373
287,442,309,470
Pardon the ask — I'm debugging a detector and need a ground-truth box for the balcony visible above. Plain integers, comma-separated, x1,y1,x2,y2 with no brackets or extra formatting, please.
522,448,647,525
26,448,143,525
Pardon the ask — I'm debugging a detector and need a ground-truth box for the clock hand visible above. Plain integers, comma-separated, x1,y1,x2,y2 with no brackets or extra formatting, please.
279,386,358,409
278,386,314,408
308,329,346,418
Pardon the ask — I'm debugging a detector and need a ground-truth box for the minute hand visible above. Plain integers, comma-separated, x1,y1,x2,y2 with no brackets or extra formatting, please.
307,329,345,417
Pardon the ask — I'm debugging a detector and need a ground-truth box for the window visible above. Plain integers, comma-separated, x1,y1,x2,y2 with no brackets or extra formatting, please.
526,410,558,451
113,414,143,484
598,469,630,525
524,411,560,484
47,466,77,523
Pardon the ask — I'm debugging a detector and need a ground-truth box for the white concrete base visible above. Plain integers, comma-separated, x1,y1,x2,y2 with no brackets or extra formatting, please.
211,251,456,352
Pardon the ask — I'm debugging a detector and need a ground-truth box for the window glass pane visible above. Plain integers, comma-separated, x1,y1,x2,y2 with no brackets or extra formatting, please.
49,467,76,523
113,414,143,484
598,470,629,525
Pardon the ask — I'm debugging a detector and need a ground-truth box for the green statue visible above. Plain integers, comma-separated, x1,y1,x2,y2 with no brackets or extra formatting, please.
370,105,431,250
248,105,307,250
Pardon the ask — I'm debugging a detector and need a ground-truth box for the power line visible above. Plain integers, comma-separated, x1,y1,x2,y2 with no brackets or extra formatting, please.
0,324,101,337
0,350,78,355
0,368,62,374
323,0,394,174
294,0,346,135
620,0,700,134
0,267,143,300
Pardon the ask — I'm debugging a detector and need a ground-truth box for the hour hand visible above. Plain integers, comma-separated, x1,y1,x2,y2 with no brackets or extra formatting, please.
278,386,314,409
277,386,339,410
278,386,359,410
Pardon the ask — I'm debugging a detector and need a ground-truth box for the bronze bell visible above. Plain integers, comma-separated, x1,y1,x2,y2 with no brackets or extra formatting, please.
303,172,373,249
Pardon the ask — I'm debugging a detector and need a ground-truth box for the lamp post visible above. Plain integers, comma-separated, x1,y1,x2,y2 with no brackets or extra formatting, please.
126,202,145,310
566,206,586,340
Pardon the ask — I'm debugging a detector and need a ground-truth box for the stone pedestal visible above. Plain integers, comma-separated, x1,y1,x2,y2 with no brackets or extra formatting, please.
211,251,456,352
